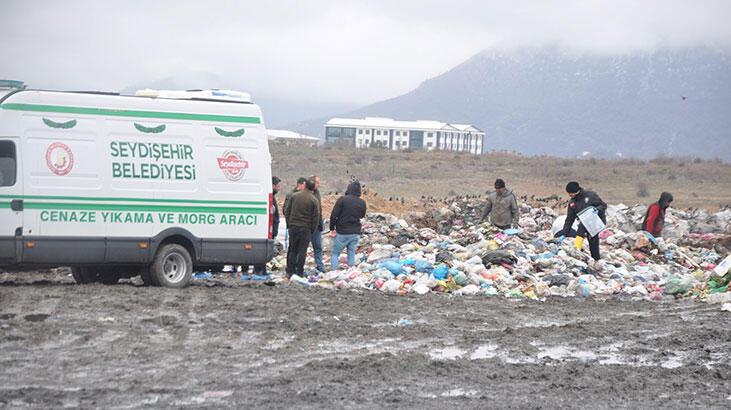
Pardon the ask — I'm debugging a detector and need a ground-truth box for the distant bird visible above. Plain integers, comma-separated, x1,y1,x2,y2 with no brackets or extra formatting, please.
681,96,687,100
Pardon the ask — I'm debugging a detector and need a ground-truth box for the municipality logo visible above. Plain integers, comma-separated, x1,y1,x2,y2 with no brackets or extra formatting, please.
216,150,249,181
46,142,74,176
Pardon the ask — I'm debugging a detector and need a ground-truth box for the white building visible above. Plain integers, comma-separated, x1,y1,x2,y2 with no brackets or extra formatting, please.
324,117,484,154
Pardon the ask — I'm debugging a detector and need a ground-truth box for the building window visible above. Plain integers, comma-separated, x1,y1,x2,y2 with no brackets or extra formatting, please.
326,126,356,144
366,130,370,135
376,130,381,136
426,142,433,148
427,132,433,138
358,129,363,134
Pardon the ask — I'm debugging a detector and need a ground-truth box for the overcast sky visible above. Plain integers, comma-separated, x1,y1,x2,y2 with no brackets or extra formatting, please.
2,0,730,105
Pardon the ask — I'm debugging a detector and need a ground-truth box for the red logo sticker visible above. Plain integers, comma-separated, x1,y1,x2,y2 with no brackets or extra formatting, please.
45,142,74,176
217,150,249,181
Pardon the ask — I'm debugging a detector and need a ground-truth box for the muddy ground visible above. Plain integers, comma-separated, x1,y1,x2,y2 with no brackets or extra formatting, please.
0,270,729,409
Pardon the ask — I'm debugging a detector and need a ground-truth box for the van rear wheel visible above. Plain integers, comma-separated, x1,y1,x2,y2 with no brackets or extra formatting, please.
150,244,192,288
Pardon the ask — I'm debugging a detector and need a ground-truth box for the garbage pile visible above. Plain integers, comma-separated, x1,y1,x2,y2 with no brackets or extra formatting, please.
271,197,731,302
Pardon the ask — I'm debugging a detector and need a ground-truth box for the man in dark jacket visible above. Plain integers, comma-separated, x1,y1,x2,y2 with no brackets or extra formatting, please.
309,175,325,272
284,178,320,278
563,181,607,261
283,177,307,225
329,181,367,270
642,192,673,237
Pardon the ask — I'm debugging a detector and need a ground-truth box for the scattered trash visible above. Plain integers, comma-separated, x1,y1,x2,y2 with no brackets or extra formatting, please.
193,272,213,280
269,197,730,302
397,318,413,326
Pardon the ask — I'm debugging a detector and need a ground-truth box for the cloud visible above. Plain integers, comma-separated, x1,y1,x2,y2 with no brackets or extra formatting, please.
1,0,729,104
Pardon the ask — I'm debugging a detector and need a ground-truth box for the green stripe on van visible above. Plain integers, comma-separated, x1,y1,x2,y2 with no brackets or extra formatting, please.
0,103,261,124
24,202,267,214
0,194,267,206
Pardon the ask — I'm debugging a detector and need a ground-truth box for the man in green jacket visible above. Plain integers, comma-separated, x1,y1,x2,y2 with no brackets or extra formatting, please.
481,178,519,229
284,178,321,278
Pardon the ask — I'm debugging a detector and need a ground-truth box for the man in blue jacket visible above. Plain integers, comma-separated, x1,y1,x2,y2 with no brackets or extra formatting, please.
329,181,367,271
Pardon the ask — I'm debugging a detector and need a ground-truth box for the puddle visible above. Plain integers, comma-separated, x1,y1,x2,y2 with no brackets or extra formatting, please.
429,346,467,360
470,344,499,360
536,345,599,362
440,388,478,397
660,352,686,369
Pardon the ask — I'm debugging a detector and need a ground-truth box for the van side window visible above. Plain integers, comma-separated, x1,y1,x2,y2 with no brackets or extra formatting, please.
0,141,16,187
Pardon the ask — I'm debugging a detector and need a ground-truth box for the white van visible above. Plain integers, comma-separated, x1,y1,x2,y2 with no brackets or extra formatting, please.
0,84,275,287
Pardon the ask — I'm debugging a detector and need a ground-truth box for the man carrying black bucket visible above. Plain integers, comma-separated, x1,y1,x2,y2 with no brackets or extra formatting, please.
563,181,607,261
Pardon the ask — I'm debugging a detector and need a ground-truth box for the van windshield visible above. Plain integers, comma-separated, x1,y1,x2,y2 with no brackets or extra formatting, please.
0,141,17,187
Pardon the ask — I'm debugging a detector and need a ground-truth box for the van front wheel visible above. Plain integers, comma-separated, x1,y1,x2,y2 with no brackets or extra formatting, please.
150,244,192,288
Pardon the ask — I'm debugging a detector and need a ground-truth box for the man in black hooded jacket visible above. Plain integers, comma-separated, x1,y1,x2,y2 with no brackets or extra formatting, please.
563,181,607,261
329,181,367,270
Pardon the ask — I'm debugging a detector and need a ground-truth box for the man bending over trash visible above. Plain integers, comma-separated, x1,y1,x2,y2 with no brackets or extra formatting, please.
563,181,607,261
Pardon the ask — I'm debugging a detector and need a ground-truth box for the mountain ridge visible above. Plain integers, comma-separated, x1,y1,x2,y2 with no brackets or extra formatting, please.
288,47,731,159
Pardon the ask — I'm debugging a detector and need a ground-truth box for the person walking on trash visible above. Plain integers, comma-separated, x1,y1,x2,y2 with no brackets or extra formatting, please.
563,181,607,261
329,180,367,271
642,192,673,238
481,178,519,229
284,178,320,278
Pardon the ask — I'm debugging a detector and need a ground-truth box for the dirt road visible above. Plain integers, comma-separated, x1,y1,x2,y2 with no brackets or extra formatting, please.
1,270,729,408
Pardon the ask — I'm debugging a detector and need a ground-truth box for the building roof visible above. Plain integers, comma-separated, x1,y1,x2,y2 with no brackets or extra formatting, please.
451,124,483,133
325,117,482,133
267,129,320,142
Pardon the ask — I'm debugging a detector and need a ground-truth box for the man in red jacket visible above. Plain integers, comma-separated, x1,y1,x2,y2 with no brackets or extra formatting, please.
642,192,673,237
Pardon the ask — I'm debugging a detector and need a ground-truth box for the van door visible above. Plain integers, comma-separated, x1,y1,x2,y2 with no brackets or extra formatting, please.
0,139,22,263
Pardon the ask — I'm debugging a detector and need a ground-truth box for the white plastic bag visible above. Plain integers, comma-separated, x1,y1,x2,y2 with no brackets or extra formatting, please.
577,207,606,237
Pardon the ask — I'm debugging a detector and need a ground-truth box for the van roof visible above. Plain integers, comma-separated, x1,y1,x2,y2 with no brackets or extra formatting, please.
0,89,264,126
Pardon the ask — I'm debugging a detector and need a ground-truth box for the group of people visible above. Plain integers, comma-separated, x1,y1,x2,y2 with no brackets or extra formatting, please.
275,175,367,278
482,178,673,261
258,175,673,279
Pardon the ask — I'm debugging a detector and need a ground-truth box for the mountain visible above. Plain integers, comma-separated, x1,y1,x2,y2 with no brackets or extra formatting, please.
289,47,731,159
120,71,356,128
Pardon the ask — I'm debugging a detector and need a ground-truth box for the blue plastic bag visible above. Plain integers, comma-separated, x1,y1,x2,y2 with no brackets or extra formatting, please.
193,271,213,280
401,258,416,266
432,264,449,280
380,260,405,275
414,260,434,273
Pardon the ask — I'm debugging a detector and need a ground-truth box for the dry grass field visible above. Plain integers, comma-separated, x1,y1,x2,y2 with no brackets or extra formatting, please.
271,144,731,211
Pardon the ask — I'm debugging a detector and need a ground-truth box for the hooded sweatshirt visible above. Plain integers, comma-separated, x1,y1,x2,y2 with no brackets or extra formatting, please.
642,192,673,237
329,181,367,235
482,189,519,227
